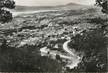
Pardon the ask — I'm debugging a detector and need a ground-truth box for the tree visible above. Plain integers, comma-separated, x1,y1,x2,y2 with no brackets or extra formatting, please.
0,0,15,23
95,0,108,14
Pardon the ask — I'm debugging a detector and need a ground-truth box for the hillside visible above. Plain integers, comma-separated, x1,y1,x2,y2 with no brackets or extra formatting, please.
0,6,107,72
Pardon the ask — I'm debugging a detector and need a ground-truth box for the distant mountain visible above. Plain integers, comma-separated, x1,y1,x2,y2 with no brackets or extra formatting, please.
56,3,89,10
14,6,54,12
14,3,90,12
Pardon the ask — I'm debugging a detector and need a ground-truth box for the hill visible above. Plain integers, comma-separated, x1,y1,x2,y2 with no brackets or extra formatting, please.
0,3,107,72
14,3,89,12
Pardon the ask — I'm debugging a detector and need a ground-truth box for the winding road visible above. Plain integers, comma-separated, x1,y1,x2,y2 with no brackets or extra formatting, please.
40,39,82,69
62,40,82,69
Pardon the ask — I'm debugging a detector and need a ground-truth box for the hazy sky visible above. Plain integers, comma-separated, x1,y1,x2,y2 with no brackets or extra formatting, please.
15,0,95,6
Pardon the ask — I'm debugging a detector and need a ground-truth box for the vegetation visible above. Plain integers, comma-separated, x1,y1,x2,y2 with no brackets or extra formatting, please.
0,42,63,72
0,0,15,23
95,0,108,14
68,28,107,72
0,2,107,72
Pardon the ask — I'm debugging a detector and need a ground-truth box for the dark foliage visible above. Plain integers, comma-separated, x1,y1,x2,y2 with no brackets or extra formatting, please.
0,39,62,72
0,9,12,23
95,0,108,14
86,17,108,24
0,0,15,23
69,28,107,72
0,0,15,9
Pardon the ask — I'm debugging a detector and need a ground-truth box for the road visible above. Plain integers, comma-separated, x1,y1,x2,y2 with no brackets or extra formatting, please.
62,40,82,69
40,39,82,69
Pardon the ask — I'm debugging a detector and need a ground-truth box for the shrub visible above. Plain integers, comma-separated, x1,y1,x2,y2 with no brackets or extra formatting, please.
0,0,15,23
68,28,107,72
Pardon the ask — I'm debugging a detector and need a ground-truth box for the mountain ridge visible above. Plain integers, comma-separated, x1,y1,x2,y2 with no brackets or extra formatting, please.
14,3,89,11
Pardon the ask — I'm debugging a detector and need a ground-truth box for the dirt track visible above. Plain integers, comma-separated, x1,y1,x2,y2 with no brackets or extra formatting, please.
40,39,82,69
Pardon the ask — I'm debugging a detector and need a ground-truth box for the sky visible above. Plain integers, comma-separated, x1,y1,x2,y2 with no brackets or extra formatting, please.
15,0,96,6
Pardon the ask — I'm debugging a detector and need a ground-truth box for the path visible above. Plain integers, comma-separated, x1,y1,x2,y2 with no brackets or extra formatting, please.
40,39,82,69
62,40,82,69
